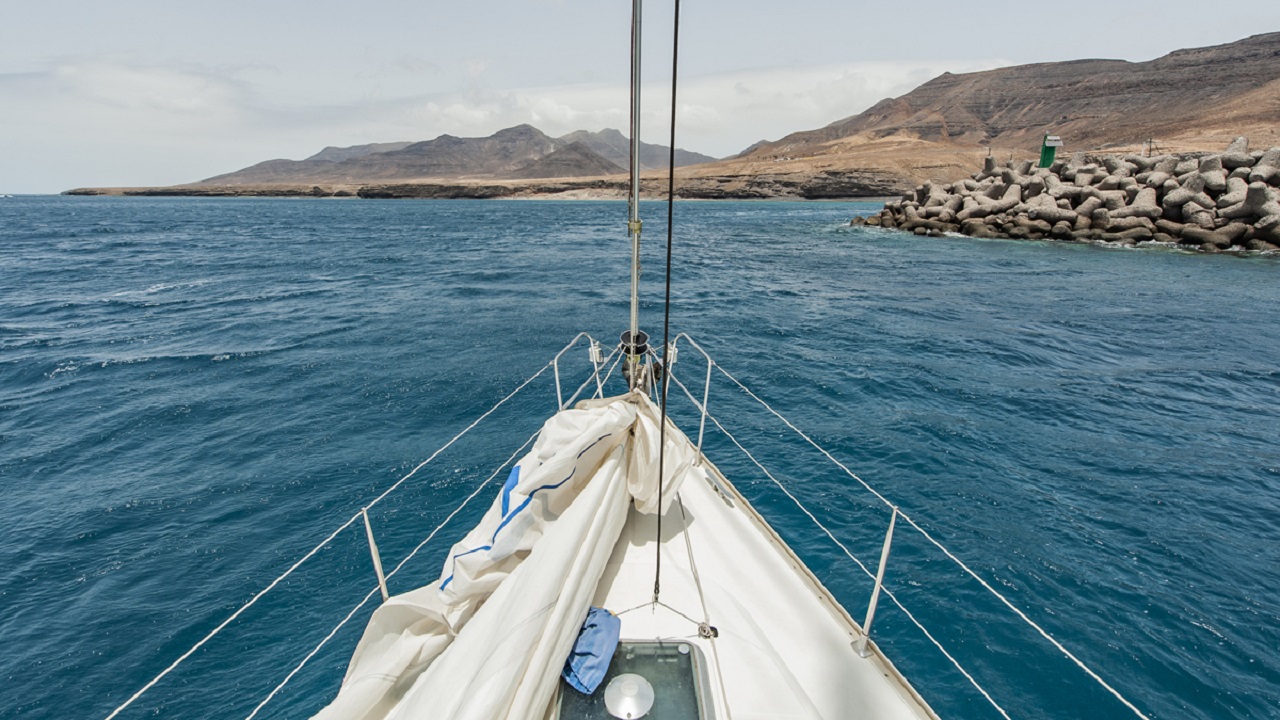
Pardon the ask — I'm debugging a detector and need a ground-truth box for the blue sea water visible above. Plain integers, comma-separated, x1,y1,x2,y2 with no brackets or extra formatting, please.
1,195,1278,720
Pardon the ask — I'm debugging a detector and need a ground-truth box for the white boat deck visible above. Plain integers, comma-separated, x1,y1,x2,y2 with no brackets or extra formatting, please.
574,450,938,720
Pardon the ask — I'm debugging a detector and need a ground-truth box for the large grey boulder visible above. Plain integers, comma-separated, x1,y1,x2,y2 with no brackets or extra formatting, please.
1249,148,1280,184
1027,194,1077,223
1163,175,1214,218
1076,195,1105,217
1220,182,1280,220
1223,137,1255,170
1097,175,1122,191
1229,166,1253,180
1183,202,1216,229
1217,176,1250,208
1181,226,1235,249
1255,214,1280,243
1175,158,1200,175
1112,187,1161,219
1125,154,1155,172
1103,156,1138,178
1199,155,1228,194
961,218,1001,238
1106,216,1156,232
1100,190,1129,211
1153,156,1179,174
1155,219,1187,238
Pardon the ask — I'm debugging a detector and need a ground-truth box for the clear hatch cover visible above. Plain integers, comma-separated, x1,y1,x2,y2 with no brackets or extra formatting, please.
558,641,710,719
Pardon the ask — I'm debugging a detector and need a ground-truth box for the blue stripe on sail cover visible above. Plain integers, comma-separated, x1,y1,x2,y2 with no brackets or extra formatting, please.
577,434,611,459
438,432,613,591
562,607,621,694
500,466,520,516
439,545,491,590
489,433,614,540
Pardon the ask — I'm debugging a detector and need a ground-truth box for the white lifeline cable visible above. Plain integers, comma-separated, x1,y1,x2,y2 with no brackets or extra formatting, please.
243,428,544,720
104,357,561,720
597,350,626,395
102,511,364,720
669,376,1011,720
562,345,621,410
244,585,383,720
247,355,603,717
709,363,1152,720
362,355,560,511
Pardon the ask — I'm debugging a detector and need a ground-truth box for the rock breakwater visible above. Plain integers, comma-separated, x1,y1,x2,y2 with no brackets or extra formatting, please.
854,138,1280,253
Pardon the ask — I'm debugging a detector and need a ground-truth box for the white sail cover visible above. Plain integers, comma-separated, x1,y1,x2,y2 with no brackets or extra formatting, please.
313,391,702,720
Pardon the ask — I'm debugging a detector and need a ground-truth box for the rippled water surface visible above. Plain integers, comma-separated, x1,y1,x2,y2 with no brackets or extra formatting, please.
2,196,1278,720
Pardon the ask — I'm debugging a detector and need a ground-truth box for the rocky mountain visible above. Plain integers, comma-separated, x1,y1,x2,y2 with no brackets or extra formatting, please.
199,125,712,185
307,142,413,163
729,140,769,159
557,128,717,170
71,33,1280,200
640,32,1280,198
510,141,625,179
738,32,1280,166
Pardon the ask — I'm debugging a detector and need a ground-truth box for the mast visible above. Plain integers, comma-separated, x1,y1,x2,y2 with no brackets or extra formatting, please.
624,0,646,389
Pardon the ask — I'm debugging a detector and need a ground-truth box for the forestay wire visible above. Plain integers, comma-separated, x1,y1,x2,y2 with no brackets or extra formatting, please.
666,335,1152,720
653,0,683,604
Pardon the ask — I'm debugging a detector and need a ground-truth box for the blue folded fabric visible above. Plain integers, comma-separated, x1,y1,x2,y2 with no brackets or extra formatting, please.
562,606,621,694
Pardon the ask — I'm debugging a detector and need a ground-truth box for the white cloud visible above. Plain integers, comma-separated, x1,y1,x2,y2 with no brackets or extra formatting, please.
653,60,1008,153
0,57,1009,192
0,62,266,191
49,63,246,117
393,59,1009,157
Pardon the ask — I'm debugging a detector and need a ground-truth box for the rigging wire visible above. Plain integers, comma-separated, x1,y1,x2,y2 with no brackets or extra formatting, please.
101,334,595,720
653,0,682,604
663,337,1152,720
671,375,1012,720
241,347,623,718
708,360,1152,720
243,428,544,720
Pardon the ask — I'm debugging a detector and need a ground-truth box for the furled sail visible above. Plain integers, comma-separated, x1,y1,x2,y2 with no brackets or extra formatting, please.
313,391,702,720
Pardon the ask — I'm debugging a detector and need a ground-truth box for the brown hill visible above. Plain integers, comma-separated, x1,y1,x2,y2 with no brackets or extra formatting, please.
307,142,414,163
557,128,717,170
199,126,713,186
509,141,625,179
693,32,1280,189
76,33,1280,200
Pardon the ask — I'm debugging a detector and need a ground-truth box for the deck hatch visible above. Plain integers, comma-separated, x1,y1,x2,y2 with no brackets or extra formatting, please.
558,640,710,719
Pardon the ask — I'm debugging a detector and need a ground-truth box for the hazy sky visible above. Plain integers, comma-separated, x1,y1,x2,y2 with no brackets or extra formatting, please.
3,1,1279,193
